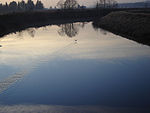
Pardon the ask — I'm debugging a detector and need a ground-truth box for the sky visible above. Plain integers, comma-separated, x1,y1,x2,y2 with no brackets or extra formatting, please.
0,0,147,8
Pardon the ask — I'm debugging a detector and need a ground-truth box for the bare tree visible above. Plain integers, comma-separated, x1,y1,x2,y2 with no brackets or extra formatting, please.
112,0,118,8
64,0,78,9
96,0,118,8
58,23,81,38
27,28,35,37
0,0,45,14
27,0,34,10
35,0,44,9
98,0,106,8
57,0,65,9
9,1,18,11
57,0,78,9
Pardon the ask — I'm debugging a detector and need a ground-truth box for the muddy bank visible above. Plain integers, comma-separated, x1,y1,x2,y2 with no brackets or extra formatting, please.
93,11,150,46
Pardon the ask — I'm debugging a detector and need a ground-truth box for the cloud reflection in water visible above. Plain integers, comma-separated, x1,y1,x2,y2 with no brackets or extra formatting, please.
0,23,150,112
0,105,149,113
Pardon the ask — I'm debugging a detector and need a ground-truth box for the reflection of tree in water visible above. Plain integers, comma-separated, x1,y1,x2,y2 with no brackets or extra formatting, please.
58,22,86,38
27,28,36,38
17,31,23,38
0,28,36,48
92,22,107,35
99,28,107,35
17,28,36,38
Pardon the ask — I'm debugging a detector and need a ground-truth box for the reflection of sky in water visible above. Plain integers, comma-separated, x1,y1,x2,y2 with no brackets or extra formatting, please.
0,23,150,68
0,22,150,112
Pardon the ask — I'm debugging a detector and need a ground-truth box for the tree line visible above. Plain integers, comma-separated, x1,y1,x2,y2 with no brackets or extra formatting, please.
57,0,80,9
0,0,44,14
96,0,118,8
56,0,118,9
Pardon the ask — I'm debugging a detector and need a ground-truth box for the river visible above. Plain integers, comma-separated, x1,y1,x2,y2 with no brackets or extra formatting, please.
0,22,150,113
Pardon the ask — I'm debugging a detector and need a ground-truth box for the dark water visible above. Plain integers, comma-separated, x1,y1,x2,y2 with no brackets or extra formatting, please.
0,22,150,113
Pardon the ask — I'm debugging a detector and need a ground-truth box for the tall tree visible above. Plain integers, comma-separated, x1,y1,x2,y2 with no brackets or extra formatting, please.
9,1,18,11
0,0,45,14
3,3,9,12
57,0,65,9
57,0,78,9
27,0,34,10
96,0,118,8
64,0,78,9
18,0,26,11
35,0,44,9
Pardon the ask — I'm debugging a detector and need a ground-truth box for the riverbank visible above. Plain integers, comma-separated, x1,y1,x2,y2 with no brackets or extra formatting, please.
93,11,150,45
0,8,145,38
0,9,114,37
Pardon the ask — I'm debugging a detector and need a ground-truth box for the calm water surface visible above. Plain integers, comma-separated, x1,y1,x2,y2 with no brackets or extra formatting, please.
0,22,150,112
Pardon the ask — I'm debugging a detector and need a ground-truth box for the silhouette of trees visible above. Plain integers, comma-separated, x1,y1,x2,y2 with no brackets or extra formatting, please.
58,23,79,37
27,0,34,10
57,0,79,9
18,1,26,11
93,25,107,35
3,3,9,12
96,0,118,8
27,28,36,37
35,0,44,10
0,0,44,14
16,28,35,38
9,1,18,11
58,23,85,38
57,0,65,9
64,0,78,9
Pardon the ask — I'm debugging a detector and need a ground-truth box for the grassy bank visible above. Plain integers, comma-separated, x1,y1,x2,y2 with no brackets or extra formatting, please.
93,11,150,45
0,9,116,37
0,8,145,38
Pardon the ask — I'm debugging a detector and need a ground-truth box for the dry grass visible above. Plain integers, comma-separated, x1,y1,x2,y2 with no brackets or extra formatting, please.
93,11,150,45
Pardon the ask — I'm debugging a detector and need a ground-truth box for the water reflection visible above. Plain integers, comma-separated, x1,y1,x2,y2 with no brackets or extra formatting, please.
58,22,86,38
0,70,28,94
0,22,150,112
17,28,36,38
0,22,150,66
0,105,149,113
92,23,107,35
26,28,36,38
